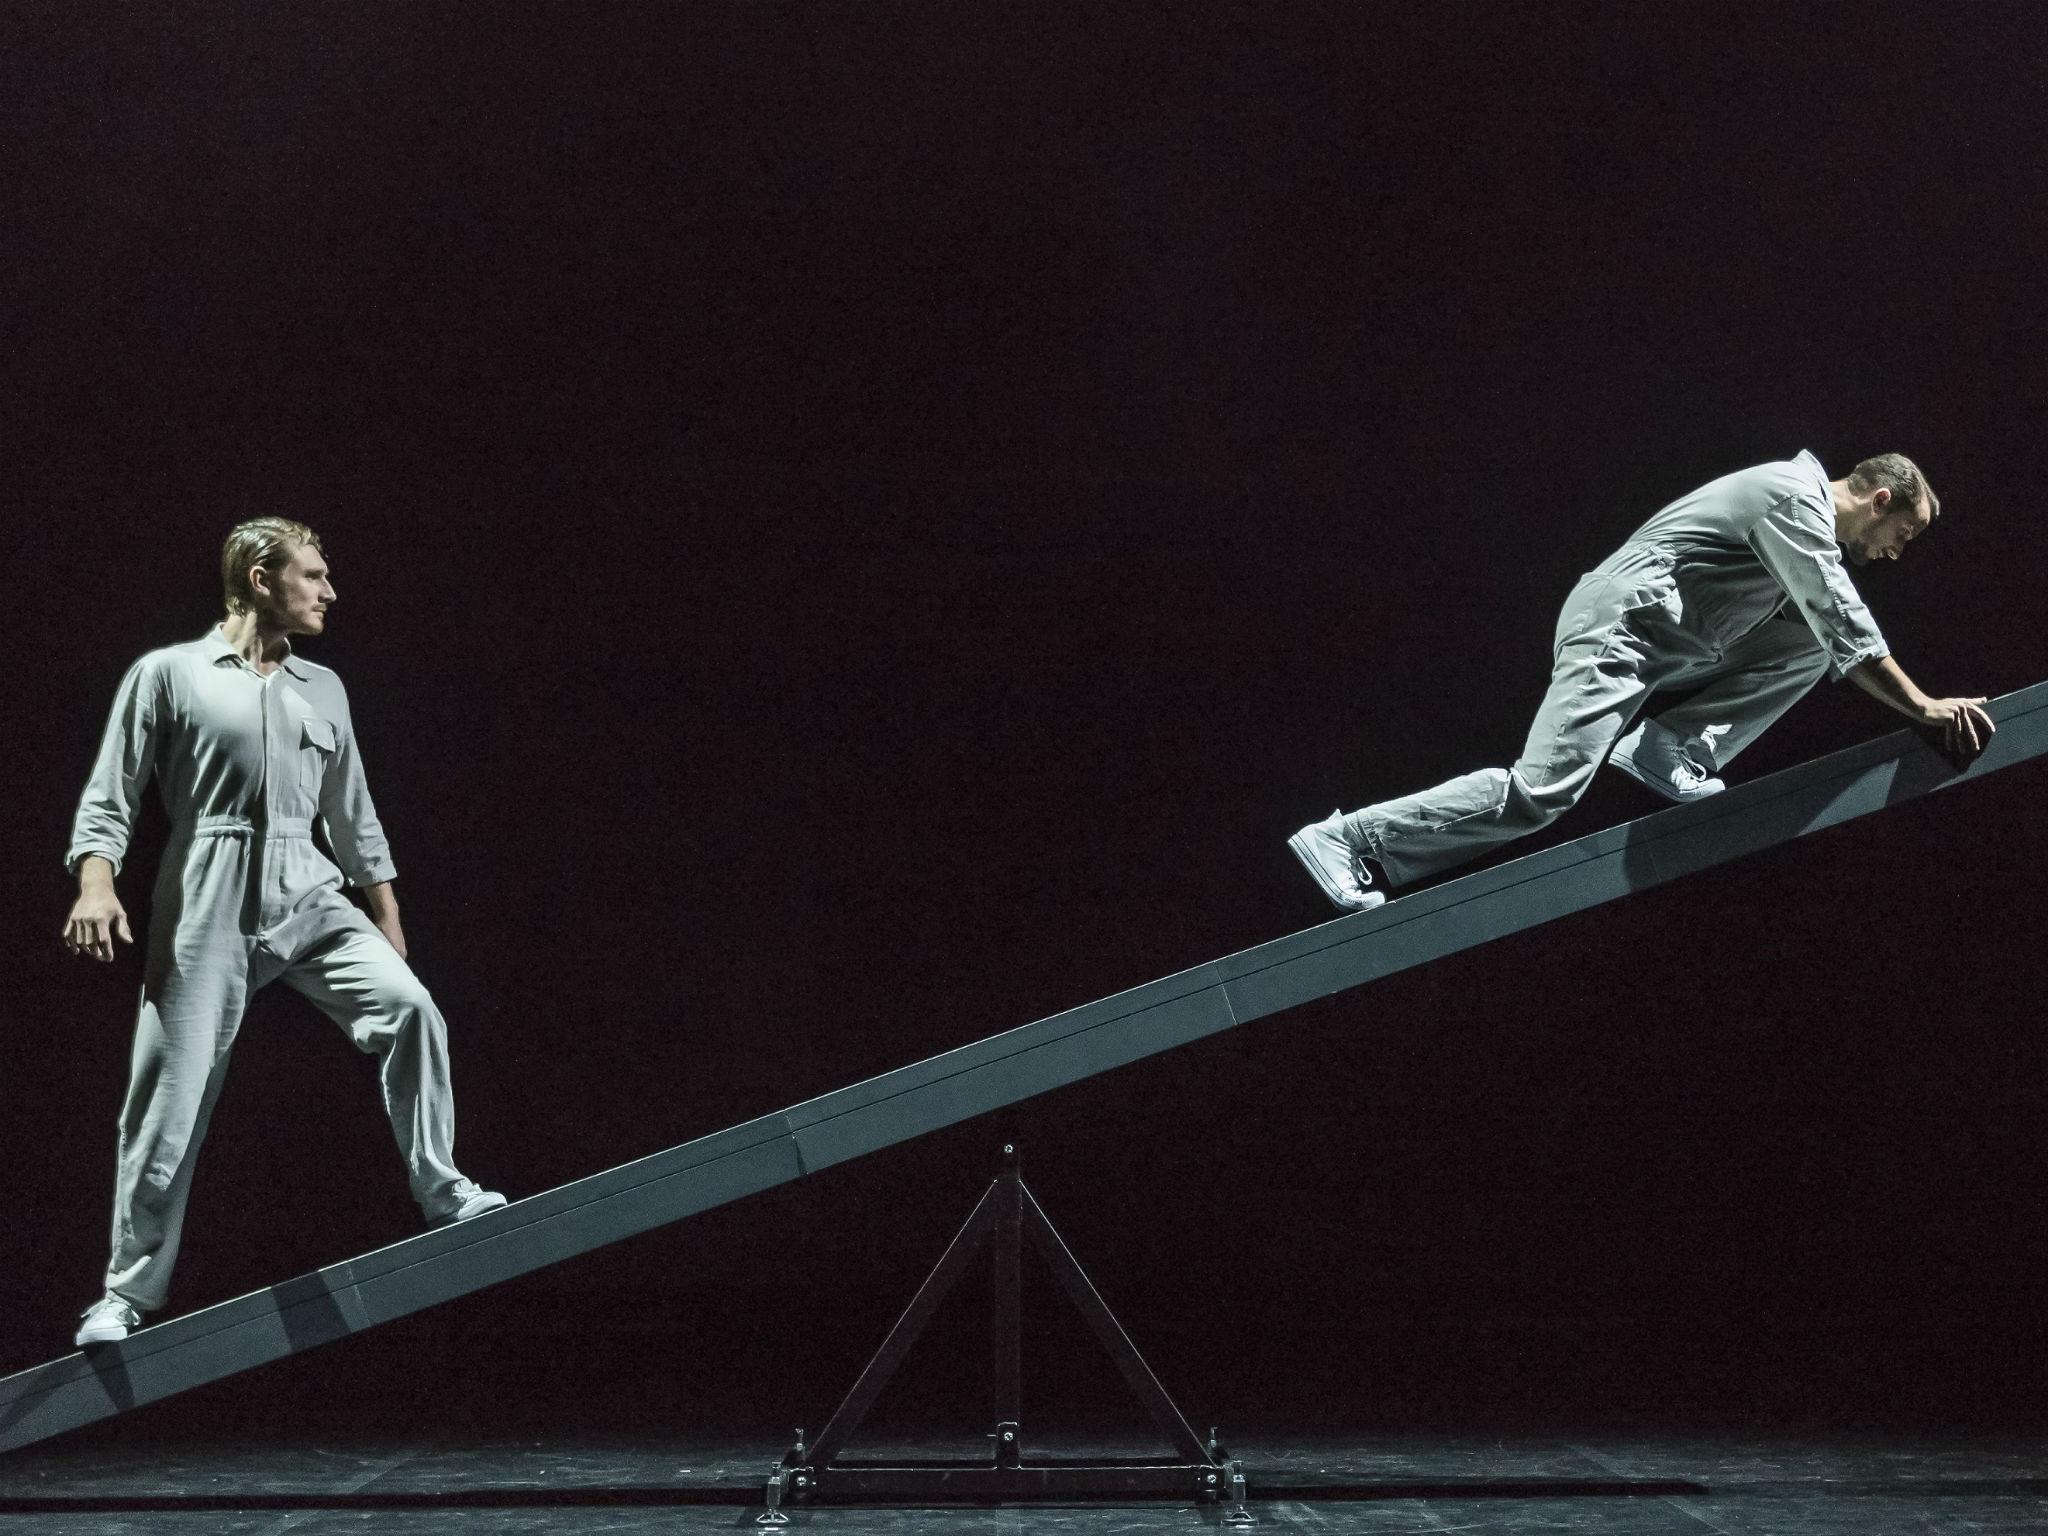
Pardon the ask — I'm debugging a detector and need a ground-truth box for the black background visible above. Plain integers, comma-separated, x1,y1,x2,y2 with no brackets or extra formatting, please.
3,2,2045,1444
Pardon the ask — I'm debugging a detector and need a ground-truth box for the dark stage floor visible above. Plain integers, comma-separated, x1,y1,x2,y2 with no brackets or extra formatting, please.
5,1429,2047,1533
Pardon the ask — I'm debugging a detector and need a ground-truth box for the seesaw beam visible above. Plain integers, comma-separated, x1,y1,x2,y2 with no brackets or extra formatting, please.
6,681,2044,1451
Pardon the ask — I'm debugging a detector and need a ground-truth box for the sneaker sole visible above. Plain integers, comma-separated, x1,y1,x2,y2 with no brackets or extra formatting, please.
1287,831,1388,913
75,1326,130,1347
431,1192,509,1227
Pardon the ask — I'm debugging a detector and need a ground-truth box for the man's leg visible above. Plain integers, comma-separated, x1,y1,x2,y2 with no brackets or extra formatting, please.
275,909,479,1221
103,953,249,1314
1341,610,1667,886
91,835,265,1330
1617,614,1832,775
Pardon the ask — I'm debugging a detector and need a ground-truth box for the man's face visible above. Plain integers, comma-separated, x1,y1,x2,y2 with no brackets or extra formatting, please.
254,543,337,635
1846,493,1932,566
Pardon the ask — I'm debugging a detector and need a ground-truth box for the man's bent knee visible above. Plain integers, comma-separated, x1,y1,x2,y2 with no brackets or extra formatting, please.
1508,760,1599,825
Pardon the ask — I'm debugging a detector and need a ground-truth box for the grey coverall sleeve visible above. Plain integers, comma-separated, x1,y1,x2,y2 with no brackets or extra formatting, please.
318,692,398,887
66,658,163,877
1747,497,1890,681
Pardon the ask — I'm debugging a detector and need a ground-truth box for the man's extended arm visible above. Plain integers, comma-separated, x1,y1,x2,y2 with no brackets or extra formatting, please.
312,687,405,956
1748,496,1890,681
315,691,398,888
62,658,162,964
1848,655,1996,761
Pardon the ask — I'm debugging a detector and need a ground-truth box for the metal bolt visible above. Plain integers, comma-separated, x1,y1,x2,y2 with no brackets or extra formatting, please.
1002,1429,1015,1442
1206,1472,1219,1485
1003,1144,1014,1154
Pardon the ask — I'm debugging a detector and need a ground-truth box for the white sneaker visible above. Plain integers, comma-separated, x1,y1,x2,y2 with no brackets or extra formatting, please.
1287,810,1389,913
75,1293,141,1347
1610,720,1725,802
429,1178,508,1227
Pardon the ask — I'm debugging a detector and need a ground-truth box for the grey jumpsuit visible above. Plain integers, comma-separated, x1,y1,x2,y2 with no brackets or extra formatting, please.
68,628,472,1312
1344,451,1891,886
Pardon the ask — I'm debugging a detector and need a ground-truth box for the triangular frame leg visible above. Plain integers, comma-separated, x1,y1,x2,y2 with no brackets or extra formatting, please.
772,1143,1243,1508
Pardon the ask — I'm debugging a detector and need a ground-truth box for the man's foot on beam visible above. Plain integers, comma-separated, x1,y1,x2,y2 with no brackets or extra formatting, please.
425,1177,508,1228
1609,720,1725,803
1288,810,1389,912
74,1293,142,1348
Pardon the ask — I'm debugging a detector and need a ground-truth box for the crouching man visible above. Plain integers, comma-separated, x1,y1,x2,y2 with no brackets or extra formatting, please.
1290,452,1994,910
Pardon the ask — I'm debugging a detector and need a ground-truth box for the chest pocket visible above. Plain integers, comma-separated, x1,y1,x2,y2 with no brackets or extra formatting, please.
299,715,337,795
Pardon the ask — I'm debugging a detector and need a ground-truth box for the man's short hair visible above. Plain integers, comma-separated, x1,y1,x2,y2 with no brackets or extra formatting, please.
222,517,325,615
1848,453,1939,521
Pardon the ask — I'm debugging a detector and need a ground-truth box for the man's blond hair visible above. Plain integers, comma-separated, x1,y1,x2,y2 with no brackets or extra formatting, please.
222,517,325,615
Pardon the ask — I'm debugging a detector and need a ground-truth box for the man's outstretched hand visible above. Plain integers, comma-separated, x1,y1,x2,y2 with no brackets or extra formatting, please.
1849,659,1996,770
63,888,133,963
1921,695,1995,766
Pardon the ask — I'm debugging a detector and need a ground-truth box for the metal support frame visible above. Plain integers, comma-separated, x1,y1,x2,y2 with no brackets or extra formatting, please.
5,682,2046,1453
769,1144,1241,1507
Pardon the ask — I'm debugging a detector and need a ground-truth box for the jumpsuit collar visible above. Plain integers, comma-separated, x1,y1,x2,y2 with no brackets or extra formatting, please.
201,625,312,681
1794,448,1831,503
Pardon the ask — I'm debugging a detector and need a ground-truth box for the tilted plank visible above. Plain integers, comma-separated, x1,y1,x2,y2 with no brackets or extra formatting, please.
0,1135,804,1451
5,682,2042,1451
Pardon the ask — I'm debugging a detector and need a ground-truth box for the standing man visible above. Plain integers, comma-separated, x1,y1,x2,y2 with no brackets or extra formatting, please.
1289,452,1996,911
63,518,505,1347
